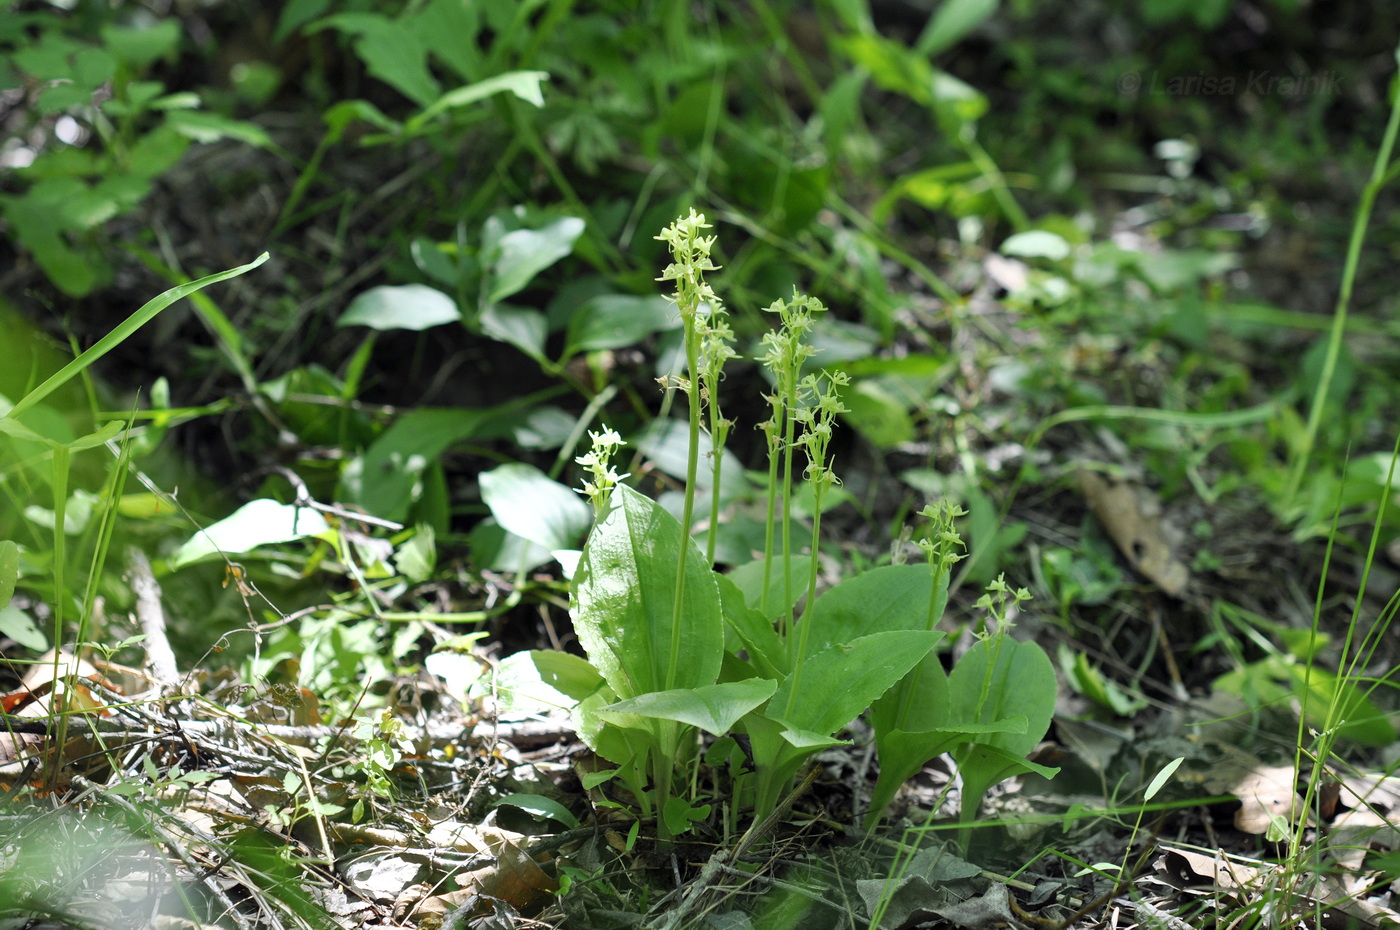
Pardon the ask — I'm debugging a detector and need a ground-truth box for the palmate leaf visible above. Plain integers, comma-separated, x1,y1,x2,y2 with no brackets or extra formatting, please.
571,484,723,699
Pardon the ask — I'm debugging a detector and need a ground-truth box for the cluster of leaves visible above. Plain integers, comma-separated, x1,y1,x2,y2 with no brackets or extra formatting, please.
4,1,1400,924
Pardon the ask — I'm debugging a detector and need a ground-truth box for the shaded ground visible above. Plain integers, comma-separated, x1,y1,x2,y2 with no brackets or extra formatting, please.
4,2,1400,928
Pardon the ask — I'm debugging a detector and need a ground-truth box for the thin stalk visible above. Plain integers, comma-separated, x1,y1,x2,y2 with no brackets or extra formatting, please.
667,317,703,691
1283,45,1400,510
784,481,826,718
760,423,781,619
779,408,797,643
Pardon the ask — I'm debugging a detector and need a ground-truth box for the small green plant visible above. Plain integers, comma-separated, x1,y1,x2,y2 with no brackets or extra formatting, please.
502,212,1056,850
0,11,271,296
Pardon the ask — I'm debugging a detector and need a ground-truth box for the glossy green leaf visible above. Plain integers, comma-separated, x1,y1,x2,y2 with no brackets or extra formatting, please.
775,630,942,737
947,636,1059,832
337,284,459,331
172,499,332,567
572,484,723,699
717,573,785,679
492,650,606,721
801,564,943,659
598,678,777,737
0,604,46,652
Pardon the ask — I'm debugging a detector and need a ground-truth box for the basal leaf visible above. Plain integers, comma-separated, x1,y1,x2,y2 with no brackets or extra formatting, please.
717,573,784,679
773,630,943,737
490,647,604,717
946,637,1056,759
572,484,723,699
802,564,945,659
598,678,777,736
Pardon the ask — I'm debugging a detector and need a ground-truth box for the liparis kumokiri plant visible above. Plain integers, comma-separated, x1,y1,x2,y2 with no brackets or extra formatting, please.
504,211,1057,848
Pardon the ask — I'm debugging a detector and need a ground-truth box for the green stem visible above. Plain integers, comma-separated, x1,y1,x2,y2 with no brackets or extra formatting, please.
784,481,826,718
667,316,703,691
760,429,780,619
1282,44,1400,510
779,408,797,643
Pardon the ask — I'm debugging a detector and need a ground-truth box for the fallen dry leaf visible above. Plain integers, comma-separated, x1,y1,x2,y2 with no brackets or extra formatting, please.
1077,469,1190,597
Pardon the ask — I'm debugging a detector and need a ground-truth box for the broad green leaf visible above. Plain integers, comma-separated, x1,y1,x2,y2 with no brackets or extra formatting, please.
466,519,555,574
839,33,935,107
663,797,710,836
486,217,585,304
946,636,1059,831
947,637,1055,758
839,379,915,449
274,0,331,43
774,630,942,737
393,525,436,583
0,195,98,296
479,463,591,553
408,70,549,130
173,499,331,567
410,0,483,82
1281,662,1396,747
0,540,18,607
562,294,678,361
717,573,784,679
478,303,548,363
101,19,181,68
802,564,944,659
598,678,777,737
337,284,459,331
637,418,747,506
572,484,723,699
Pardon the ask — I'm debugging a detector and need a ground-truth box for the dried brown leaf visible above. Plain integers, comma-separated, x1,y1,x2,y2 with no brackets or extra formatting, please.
1077,469,1190,597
